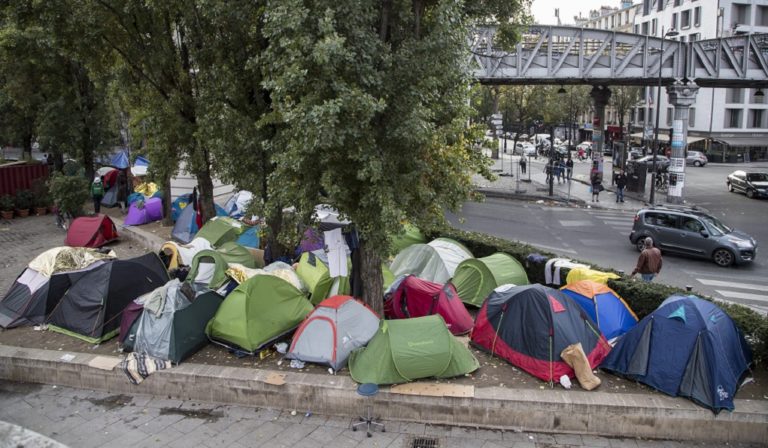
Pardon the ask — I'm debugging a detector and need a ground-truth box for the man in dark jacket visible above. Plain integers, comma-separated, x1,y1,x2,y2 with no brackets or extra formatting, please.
615,170,627,203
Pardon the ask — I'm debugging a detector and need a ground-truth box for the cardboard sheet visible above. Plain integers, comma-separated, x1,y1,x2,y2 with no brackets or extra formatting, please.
264,372,286,386
390,383,474,398
87,356,121,371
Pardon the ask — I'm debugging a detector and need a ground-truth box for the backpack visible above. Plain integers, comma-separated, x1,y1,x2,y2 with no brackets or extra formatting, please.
92,181,105,196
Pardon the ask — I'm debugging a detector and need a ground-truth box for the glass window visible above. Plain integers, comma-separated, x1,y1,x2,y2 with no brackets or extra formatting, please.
759,6,768,26
681,10,691,28
681,217,704,233
732,4,751,25
747,173,768,182
689,108,696,127
748,110,766,128
652,18,657,34
725,109,743,128
642,22,649,35
674,0,681,6
672,13,678,29
694,7,701,26
700,215,731,236
645,212,678,228
749,89,765,104
666,108,673,126
726,88,744,103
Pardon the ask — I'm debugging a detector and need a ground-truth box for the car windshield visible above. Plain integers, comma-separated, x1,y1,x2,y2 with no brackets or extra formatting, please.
747,173,768,182
700,215,732,236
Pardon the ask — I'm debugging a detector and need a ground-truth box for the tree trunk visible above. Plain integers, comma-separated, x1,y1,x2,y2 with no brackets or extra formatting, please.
196,151,216,224
161,171,173,226
22,133,33,161
359,238,384,316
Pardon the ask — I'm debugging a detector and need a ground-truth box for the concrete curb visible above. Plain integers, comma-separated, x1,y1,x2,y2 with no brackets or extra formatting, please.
0,345,765,444
117,222,167,251
0,420,69,448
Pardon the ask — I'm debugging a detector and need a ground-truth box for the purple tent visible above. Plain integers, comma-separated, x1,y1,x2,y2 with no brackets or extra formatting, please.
118,300,144,345
298,228,324,254
124,197,164,226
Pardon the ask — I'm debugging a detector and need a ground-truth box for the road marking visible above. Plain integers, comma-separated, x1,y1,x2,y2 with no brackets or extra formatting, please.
714,298,768,316
601,219,632,224
714,290,768,303
684,270,768,283
526,243,578,254
559,220,593,227
698,279,766,291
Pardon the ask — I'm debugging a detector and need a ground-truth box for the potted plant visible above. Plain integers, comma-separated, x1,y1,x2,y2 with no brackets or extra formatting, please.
14,190,34,217
0,194,14,220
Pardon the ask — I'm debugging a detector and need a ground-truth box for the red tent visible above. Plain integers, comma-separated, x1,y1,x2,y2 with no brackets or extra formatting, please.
65,214,119,248
384,275,473,335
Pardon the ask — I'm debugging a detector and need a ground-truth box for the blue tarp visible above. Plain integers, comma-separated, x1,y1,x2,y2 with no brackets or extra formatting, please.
110,151,130,169
236,226,260,249
134,156,150,167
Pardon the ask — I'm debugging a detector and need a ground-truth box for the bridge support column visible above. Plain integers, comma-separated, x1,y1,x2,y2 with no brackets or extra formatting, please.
666,81,699,205
590,86,611,178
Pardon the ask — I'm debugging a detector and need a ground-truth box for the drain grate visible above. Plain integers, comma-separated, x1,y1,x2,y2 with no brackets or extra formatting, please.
409,436,440,448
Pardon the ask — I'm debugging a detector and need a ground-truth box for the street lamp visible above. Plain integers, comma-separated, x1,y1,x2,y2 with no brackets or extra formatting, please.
649,27,679,205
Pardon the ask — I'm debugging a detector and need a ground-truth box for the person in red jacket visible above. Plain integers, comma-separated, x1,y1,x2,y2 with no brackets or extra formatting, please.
631,237,663,282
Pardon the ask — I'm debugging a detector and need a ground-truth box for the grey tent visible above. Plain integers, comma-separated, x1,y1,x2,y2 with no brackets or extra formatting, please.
101,186,118,208
47,253,170,343
286,295,379,371
123,281,223,364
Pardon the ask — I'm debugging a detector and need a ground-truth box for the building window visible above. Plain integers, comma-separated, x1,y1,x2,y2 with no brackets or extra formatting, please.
666,108,674,126
689,108,696,127
750,88,766,104
642,22,649,35
671,13,678,30
652,18,658,34
694,7,701,26
758,6,768,27
689,33,700,42
725,109,743,128
674,0,681,6
681,10,691,29
748,110,766,128
732,4,751,26
635,24,640,34
727,88,744,103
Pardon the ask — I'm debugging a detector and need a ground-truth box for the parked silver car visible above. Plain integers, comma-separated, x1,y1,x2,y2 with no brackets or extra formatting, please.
686,150,708,167
629,205,757,267
727,170,768,199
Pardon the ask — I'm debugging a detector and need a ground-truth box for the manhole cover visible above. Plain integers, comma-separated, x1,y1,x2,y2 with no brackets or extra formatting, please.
408,436,440,448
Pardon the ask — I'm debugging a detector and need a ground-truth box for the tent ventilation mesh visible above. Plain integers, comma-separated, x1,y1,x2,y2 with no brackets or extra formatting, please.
408,436,439,448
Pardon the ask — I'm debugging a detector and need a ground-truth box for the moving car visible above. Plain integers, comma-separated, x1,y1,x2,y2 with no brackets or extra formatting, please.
631,155,670,172
727,170,768,199
686,151,708,167
629,205,757,267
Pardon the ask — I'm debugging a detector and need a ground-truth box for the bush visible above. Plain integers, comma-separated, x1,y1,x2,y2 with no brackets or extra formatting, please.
14,190,34,210
48,173,90,217
0,194,14,211
30,178,52,208
434,225,768,368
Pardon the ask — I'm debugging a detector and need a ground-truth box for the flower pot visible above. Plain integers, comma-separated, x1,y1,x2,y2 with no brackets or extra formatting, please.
36,207,48,216
0,210,13,220
16,209,30,218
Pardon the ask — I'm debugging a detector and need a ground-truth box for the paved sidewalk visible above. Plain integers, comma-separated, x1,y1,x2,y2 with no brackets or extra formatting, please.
0,381,759,448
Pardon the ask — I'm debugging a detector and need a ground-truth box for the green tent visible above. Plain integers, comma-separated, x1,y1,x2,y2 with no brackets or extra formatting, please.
390,223,427,254
348,315,479,385
205,274,313,353
187,242,255,289
295,251,351,305
451,253,530,307
196,217,246,248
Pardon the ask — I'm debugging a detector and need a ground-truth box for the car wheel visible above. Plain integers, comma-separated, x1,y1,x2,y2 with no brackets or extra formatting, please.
694,161,701,167
712,249,734,267
635,237,648,252
746,189,756,199
728,183,733,192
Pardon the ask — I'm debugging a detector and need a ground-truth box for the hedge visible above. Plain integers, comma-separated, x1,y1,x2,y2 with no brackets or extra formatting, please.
434,226,768,368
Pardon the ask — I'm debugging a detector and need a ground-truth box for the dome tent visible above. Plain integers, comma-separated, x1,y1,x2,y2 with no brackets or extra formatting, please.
205,274,314,354
471,284,611,384
384,275,473,335
187,242,256,290
601,295,752,413
286,295,379,371
65,214,119,248
451,253,529,307
295,251,351,305
348,315,479,385
389,238,473,284
561,280,638,340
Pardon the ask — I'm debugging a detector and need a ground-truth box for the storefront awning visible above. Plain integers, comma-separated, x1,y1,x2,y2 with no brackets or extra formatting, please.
629,132,705,144
715,137,767,147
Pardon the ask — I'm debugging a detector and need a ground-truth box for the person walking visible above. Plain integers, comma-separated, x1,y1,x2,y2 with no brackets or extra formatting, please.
631,237,663,282
590,163,602,202
116,169,129,213
615,169,627,203
565,156,573,181
91,177,105,214
519,155,526,174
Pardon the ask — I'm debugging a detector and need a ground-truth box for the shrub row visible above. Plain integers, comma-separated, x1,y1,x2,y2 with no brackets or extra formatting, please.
435,226,768,368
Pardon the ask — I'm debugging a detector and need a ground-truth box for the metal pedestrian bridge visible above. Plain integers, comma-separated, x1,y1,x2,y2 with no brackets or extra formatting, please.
469,26,768,88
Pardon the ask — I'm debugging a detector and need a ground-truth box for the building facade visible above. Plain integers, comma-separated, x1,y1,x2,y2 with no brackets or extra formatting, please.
631,0,768,161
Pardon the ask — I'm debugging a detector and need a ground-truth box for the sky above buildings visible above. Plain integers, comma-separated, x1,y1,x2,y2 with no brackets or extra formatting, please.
531,0,617,25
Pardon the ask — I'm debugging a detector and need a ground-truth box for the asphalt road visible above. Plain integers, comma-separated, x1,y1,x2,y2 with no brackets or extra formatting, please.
449,161,768,314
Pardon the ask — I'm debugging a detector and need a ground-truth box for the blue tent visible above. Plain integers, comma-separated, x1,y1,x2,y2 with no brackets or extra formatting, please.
172,195,192,222
134,156,150,167
601,295,752,413
110,151,130,169
236,226,260,249
561,280,638,340
171,200,228,243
